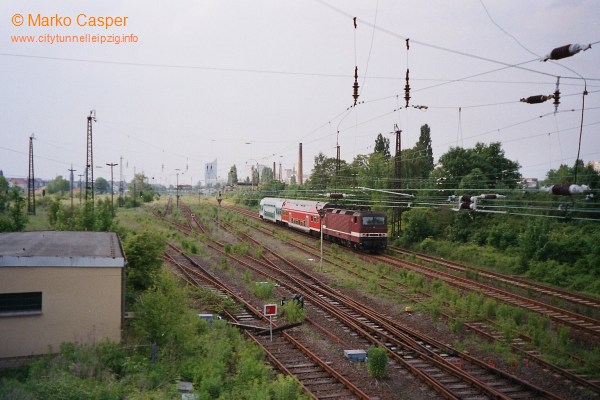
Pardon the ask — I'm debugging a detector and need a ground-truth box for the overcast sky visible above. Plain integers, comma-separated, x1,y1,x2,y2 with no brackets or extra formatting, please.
1,1,598,187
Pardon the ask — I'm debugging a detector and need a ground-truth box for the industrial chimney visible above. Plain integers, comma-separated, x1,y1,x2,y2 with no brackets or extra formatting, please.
298,143,303,185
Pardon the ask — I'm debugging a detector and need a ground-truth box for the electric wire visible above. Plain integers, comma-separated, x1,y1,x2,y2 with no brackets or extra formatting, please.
4,3,599,193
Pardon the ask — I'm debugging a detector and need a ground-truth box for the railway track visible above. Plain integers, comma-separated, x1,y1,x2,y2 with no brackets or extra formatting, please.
245,217,600,394
210,216,562,399
374,253,600,340
219,201,600,397
226,203,600,337
163,244,369,400
390,247,600,313
157,200,600,398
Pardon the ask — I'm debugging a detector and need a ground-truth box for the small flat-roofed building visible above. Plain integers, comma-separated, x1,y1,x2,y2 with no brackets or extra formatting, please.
0,231,126,360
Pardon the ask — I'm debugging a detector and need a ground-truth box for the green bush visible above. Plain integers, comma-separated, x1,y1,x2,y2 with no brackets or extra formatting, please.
367,346,388,379
401,209,438,243
450,318,464,334
270,374,305,400
282,300,307,323
481,298,497,319
251,281,275,300
124,230,165,294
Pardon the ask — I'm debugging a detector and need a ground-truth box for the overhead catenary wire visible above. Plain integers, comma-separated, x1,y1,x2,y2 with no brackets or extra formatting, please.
4,3,599,185
315,0,600,81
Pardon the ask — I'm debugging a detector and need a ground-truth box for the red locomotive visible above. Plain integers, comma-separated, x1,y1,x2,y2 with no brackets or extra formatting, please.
322,207,387,252
260,197,388,253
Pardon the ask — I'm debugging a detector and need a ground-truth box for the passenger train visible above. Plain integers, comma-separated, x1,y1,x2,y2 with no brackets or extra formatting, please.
259,197,387,252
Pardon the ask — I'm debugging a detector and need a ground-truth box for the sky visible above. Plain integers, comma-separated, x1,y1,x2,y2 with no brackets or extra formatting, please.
1,0,599,188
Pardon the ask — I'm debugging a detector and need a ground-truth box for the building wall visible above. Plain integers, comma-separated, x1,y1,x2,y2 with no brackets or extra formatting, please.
0,266,122,358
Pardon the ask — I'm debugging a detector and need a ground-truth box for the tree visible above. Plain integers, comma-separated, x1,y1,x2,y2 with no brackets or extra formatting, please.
543,160,599,188
373,133,391,159
459,168,487,190
0,176,10,214
395,125,435,189
0,176,27,232
401,209,439,243
251,165,259,186
126,173,155,205
414,124,434,178
95,198,113,231
437,142,521,192
260,166,274,184
131,270,196,348
94,177,110,194
305,153,350,190
227,165,238,185
45,175,70,195
78,201,97,231
124,230,165,294
360,153,389,189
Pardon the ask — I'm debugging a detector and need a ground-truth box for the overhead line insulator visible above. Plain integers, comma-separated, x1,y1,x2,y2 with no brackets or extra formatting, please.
553,77,561,113
542,43,591,62
520,94,554,104
352,66,360,106
404,69,410,107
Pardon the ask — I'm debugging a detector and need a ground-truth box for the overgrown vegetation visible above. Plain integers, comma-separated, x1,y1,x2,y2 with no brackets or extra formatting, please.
396,210,600,296
0,175,27,232
58,199,114,231
251,281,276,300
0,270,307,399
281,300,307,323
0,203,307,399
366,346,388,379
414,279,600,375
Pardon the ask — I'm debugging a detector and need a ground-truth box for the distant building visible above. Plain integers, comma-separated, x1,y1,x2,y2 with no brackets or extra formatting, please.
7,177,45,191
0,231,126,362
589,161,600,174
7,178,27,190
521,178,539,189
204,159,218,187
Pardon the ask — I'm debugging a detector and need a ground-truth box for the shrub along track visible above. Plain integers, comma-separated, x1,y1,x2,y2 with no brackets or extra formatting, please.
222,201,600,397
371,253,600,341
389,247,600,316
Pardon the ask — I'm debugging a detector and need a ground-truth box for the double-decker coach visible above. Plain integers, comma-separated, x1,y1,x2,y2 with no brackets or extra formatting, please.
281,199,329,235
259,197,285,223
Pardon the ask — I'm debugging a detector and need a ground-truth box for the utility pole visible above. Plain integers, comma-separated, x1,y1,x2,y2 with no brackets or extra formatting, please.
85,110,96,203
27,134,36,215
78,174,83,206
335,133,340,191
68,165,76,209
175,168,181,208
391,124,402,237
119,156,124,207
106,162,118,217
132,166,137,208
298,143,303,186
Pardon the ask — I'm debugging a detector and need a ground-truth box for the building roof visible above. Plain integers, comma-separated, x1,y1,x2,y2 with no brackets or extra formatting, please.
0,231,125,268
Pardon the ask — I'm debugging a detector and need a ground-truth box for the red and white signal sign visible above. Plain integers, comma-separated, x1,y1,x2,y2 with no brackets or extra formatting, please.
264,304,277,316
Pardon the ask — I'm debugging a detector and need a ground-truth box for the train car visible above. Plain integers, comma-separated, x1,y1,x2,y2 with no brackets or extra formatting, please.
322,208,387,252
259,197,285,223
281,199,329,235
